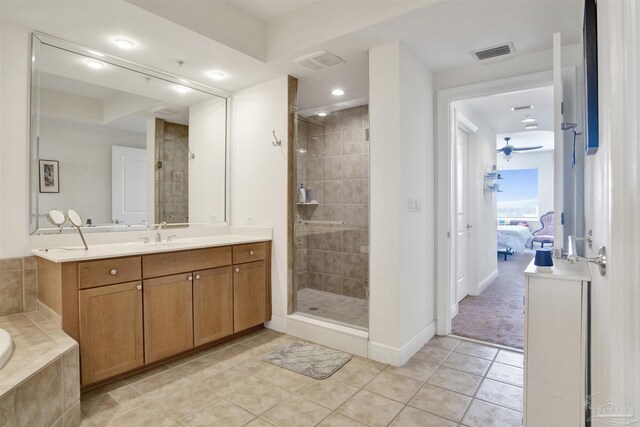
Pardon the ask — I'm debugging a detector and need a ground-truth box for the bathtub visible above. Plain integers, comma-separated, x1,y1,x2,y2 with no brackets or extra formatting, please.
0,328,12,369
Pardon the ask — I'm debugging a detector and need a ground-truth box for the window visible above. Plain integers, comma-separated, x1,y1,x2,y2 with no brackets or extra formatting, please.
497,168,539,219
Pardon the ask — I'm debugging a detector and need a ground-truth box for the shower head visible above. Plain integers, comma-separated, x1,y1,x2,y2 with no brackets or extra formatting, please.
561,122,578,130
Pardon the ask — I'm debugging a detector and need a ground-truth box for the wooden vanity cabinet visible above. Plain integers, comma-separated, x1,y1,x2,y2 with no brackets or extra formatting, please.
193,267,234,346
79,281,144,384
233,261,267,332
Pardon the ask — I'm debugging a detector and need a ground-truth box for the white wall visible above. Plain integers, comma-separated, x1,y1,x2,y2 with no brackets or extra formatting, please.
231,76,289,331
496,150,554,230
189,97,227,223
369,42,435,363
38,118,146,226
587,0,640,417
453,104,498,295
0,22,31,258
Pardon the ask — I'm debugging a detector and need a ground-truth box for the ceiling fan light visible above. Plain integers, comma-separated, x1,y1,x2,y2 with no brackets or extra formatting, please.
524,124,538,130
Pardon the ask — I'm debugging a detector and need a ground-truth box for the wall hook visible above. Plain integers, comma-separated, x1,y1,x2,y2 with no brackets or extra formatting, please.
272,130,282,147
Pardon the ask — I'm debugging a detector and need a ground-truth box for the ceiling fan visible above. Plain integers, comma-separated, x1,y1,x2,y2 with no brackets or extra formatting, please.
497,137,543,160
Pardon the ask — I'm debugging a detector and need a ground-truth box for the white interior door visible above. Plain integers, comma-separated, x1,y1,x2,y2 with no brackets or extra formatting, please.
455,127,470,304
553,32,565,248
112,146,147,225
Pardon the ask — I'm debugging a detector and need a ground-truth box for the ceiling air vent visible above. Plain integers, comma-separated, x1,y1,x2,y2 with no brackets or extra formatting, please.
472,42,515,61
294,50,346,71
510,104,535,112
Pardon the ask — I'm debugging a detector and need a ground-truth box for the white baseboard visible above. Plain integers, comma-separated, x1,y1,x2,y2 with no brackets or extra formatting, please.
285,314,369,357
471,269,499,296
265,315,287,333
368,320,436,366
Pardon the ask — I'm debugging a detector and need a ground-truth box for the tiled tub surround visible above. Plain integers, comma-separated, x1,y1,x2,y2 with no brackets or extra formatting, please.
0,311,80,427
78,330,523,426
155,119,189,224
0,256,37,317
295,105,370,308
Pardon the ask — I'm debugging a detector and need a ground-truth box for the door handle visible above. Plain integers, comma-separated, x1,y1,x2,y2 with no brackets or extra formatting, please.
467,224,473,229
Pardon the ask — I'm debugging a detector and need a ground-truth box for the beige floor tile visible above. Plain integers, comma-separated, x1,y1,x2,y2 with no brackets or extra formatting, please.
211,343,260,364
426,367,482,396
198,367,262,396
262,368,315,392
495,350,524,368
332,357,383,387
174,354,229,381
106,385,151,409
80,380,129,402
389,406,457,427
228,379,291,415
453,342,498,360
413,345,451,365
476,379,523,412
262,395,331,427
426,336,461,351
155,383,221,420
245,418,276,427
364,371,423,403
80,394,127,426
123,365,171,385
486,362,524,387
297,378,360,410
130,369,193,400
386,358,438,381
236,357,281,378
461,399,522,427
351,355,388,371
181,399,255,427
408,384,471,423
337,390,404,427
316,413,367,427
104,402,176,427
442,352,491,377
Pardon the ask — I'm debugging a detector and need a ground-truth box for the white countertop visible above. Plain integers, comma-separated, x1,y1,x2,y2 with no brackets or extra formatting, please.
524,258,591,282
32,234,271,263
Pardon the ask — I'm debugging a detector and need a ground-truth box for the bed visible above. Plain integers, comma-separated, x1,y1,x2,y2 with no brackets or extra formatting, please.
497,225,534,254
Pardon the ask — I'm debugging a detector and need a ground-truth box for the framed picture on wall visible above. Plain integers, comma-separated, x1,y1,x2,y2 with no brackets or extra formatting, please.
39,159,59,193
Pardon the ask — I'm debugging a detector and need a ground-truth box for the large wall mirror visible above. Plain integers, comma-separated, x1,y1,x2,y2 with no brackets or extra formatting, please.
30,34,229,234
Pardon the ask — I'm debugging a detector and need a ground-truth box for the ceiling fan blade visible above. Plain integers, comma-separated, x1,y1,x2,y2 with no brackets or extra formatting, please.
512,145,544,151
496,148,505,153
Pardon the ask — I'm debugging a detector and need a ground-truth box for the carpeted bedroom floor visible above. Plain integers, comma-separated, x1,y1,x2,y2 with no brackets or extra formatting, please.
451,252,534,349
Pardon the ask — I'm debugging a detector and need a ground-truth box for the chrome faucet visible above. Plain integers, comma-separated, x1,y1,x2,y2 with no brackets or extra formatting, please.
155,221,167,243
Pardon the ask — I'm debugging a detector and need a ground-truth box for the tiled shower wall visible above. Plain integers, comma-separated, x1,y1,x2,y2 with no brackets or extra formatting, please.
0,257,37,316
155,119,189,224
295,105,370,299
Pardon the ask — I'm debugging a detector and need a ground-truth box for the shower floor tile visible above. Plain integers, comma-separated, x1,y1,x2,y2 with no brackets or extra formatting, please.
296,288,369,330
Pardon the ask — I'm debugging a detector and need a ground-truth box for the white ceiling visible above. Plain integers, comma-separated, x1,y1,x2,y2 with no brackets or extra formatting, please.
497,131,554,152
456,85,554,134
0,0,583,113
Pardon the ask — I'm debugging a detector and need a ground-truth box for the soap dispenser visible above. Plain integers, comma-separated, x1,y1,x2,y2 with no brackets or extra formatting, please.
298,183,306,203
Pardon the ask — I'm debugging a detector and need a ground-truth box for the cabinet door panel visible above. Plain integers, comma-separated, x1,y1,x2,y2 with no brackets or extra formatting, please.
79,281,143,385
233,261,267,332
193,267,233,346
143,273,193,363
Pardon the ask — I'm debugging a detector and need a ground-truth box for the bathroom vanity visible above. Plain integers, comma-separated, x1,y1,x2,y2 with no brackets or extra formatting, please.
33,236,272,387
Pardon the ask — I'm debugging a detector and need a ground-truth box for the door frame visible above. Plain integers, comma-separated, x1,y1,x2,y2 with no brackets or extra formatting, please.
452,111,478,316
436,70,558,336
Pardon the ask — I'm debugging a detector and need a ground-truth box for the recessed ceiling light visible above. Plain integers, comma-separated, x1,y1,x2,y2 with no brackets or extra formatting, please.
115,39,134,49
331,89,344,96
86,60,105,69
317,112,327,117
209,71,226,80
521,117,537,123
174,85,190,94
524,124,538,130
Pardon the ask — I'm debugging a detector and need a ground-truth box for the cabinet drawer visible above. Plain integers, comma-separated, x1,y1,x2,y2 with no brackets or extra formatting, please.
142,246,232,278
233,242,266,264
78,257,141,289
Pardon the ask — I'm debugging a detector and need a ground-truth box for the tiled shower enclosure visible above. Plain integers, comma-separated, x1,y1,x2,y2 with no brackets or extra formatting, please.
293,105,370,329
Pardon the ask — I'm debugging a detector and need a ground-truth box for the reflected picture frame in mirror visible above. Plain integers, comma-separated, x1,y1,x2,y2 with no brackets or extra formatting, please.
29,33,231,235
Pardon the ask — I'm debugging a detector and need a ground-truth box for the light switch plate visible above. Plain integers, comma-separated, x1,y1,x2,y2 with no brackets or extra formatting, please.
407,197,422,212
245,216,255,225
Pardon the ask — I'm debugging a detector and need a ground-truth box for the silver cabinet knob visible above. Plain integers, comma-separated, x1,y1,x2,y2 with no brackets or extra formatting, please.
188,276,193,281
136,284,142,290
249,250,254,255
110,269,117,275
195,274,201,280
235,268,240,273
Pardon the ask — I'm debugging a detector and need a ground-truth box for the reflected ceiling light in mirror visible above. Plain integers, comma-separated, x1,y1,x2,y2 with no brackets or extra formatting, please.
317,112,327,117
521,117,537,123
524,124,539,130
331,89,345,96
86,59,105,69
115,39,134,49
209,71,226,80
173,85,190,94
